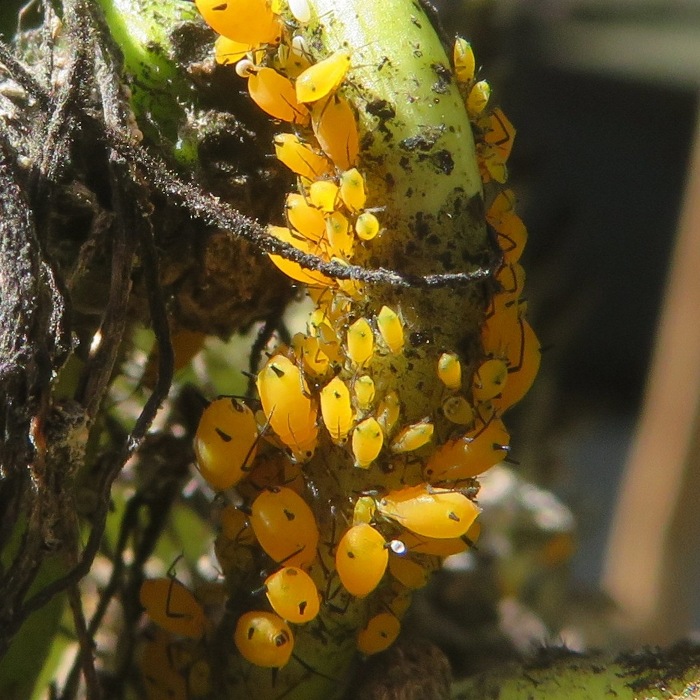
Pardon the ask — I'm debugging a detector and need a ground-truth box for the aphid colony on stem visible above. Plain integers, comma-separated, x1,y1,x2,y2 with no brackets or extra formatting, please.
137,0,540,697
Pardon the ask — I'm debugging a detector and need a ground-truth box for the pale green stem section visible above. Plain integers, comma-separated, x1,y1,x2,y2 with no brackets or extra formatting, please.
451,645,700,700
97,0,198,153
229,2,494,699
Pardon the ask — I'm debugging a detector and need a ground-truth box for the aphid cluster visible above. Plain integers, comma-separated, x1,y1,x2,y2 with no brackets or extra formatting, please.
138,1,539,697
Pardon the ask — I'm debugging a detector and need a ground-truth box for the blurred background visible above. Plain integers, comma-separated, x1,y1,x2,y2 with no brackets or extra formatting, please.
428,0,700,667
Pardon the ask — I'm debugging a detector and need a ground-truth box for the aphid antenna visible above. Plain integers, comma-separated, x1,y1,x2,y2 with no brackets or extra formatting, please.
166,553,185,579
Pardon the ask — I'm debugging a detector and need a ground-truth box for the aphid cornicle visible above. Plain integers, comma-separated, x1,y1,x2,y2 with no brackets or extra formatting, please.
335,523,388,597
377,483,481,539
250,486,319,567
193,398,259,491
234,611,294,668
264,566,320,623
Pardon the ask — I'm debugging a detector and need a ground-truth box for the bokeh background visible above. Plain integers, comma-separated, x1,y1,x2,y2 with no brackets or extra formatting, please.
432,0,700,660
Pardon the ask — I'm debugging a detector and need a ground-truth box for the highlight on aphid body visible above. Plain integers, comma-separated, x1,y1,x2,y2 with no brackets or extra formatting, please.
135,0,540,696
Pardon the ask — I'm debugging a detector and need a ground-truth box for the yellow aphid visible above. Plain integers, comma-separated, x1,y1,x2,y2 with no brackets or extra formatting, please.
424,418,510,482
193,397,259,491
311,95,359,169
248,68,309,124
477,142,508,185
309,180,339,212
346,317,374,366
296,50,351,103
441,395,474,425
214,36,252,65
388,555,430,589
307,312,343,362
486,190,528,263
357,612,400,655
453,37,475,85
256,353,318,461
353,495,377,525
320,376,354,443
264,566,320,624
139,631,188,700
377,483,480,539
325,211,354,258
376,305,404,354
250,487,319,567
355,211,380,241
472,358,508,402
437,352,462,390
291,332,330,377
234,611,293,668
139,578,206,640
380,582,413,619
491,319,541,412
195,0,281,46
467,79,491,119
274,134,332,180
351,417,384,468
353,375,375,410
389,418,434,454
376,389,400,436
285,193,325,242
339,168,366,212
267,225,333,288
335,523,388,597
482,108,516,162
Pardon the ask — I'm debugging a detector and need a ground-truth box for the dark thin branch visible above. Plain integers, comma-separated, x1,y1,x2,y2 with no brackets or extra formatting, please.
109,134,498,289
0,37,496,290
66,584,101,700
